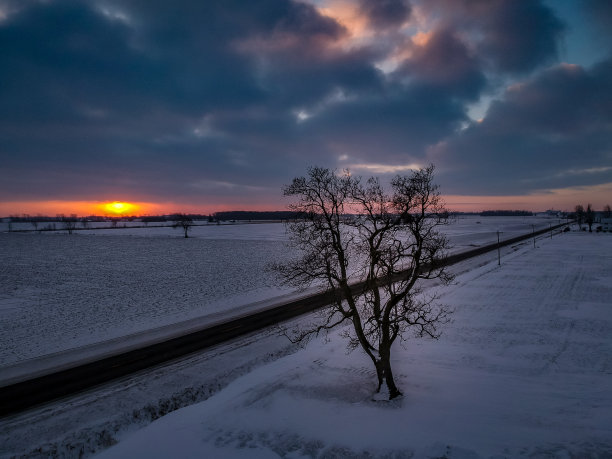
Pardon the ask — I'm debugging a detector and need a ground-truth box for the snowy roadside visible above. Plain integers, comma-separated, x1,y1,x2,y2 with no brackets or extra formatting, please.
3,229,609,458
0,324,304,458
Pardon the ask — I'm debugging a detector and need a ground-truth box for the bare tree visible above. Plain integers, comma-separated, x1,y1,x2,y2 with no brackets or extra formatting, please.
604,204,611,219
575,204,584,230
585,204,595,232
62,214,78,235
275,165,453,400
172,213,194,238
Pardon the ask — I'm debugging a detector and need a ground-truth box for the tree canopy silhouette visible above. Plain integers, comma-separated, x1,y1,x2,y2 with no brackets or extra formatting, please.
275,164,453,399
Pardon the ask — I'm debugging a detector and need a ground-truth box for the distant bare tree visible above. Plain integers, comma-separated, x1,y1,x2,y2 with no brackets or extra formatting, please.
585,204,595,232
575,204,584,230
30,220,38,231
274,165,453,400
604,204,611,219
172,213,194,238
62,214,78,235
80,218,89,229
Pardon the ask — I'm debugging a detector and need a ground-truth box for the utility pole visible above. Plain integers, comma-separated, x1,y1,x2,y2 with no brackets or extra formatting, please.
497,230,501,266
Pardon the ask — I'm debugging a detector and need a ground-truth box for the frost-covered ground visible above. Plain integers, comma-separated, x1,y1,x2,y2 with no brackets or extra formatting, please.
1,230,609,458
0,217,558,370
95,231,612,458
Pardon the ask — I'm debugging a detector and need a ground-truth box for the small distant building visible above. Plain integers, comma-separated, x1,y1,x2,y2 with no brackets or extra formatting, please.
546,209,564,218
536,209,564,218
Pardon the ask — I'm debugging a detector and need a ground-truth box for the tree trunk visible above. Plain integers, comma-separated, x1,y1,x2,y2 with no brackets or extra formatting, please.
374,356,402,400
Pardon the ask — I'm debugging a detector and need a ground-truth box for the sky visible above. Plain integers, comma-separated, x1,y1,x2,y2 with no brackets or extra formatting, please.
1,0,611,216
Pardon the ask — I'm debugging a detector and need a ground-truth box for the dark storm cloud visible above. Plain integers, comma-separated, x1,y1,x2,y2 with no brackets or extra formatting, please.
0,0,342,200
433,60,612,194
0,0,390,203
582,0,612,54
583,0,612,29
0,0,266,119
393,28,487,101
293,27,487,166
476,0,565,74
416,0,565,74
298,84,469,167
359,0,411,29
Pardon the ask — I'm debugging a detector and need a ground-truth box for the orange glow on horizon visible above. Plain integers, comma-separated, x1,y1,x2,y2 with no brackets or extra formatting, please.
1,182,610,217
0,200,285,217
0,200,161,217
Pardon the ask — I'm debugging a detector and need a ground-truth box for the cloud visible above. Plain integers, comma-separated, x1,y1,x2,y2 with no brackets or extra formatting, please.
581,0,612,56
414,0,565,74
0,0,608,212
345,162,422,174
0,0,342,199
392,27,486,101
583,0,612,30
358,0,411,29
432,59,612,194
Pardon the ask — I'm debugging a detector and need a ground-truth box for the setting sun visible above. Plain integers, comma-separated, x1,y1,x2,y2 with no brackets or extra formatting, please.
101,201,138,216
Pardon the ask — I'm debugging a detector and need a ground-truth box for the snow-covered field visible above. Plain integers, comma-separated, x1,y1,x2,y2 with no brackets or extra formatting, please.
1,229,610,457
0,228,289,368
0,217,560,370
96,231,612,458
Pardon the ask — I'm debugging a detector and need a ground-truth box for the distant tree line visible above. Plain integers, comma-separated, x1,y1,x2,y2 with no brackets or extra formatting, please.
213,211,299,221
570,203,611,232
5,214,108,223
479,210,533,216
12,206,611,227
140,214,212,223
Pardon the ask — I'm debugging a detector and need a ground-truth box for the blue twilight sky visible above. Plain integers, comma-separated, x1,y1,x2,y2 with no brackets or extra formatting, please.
1,0,611,215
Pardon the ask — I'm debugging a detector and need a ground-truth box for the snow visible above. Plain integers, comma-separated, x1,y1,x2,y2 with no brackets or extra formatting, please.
0,216,559,374
84,230,612,458
1,229,610,457
0,229,290,367
0,221,290,240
